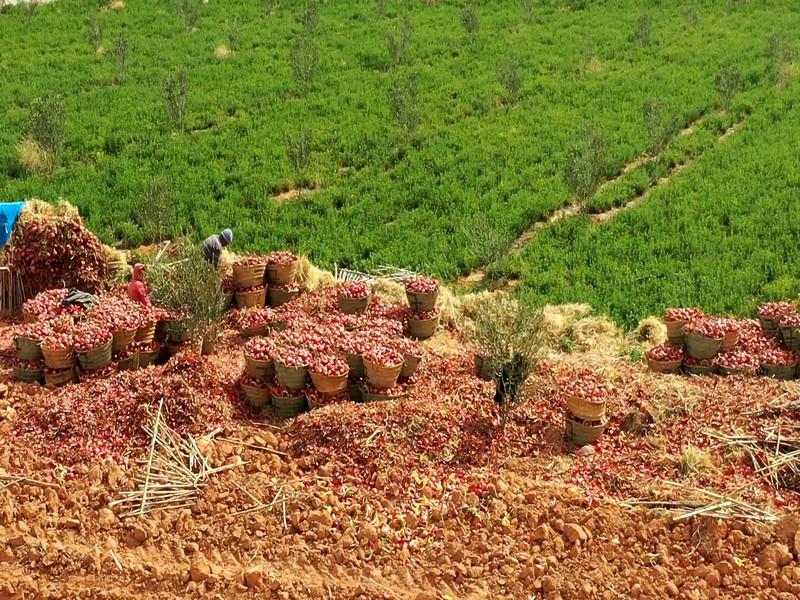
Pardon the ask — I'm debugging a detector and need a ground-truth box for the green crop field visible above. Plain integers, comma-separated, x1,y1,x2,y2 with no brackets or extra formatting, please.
1,0,799,325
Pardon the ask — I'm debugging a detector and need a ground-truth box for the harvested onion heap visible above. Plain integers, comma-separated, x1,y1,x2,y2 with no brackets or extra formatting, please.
779,314,800,328
230,307,275,331
713,318,741,333
340,281,369,300
758,301,796,319
684,318,725,339
41,331,73,352
363,346,403,368
22,289,72,320
310,354,348,377
404,276,440,295
554,367,611,400
244,337,277,361
737,331,779,354
647,343,684,362
267,250,298,266
714,350,759,371
759,348,799,366
414,308,441,321
234,255,267,267
363,382,404,397
273,345,312,367
13,320,53,341
664,307,703,322
389,336,424,358
72,321,112,352
88,295,147,331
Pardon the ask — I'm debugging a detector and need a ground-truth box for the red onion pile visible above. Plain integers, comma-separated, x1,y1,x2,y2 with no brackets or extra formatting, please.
713,318,741,333
553,367,611,400
72,322,112,352
273,345,312,367
404,276,440,295
664,307,703,322
230,307,275,331
310,354,348,377
414,308,441,321
684,319,725,339
41,331,74,352
234,255,268,267
714,350,759,371
244,337,277,361
779,314,800,328
758,301,796,319
736,332,779,354
759,348,799,366
363,346,403,368
241,374,269,389
683,356,713,368
362,382,404,397
13,321,53,341
647,344,684,362
22,289,71,320
340,281,370,300
389,337,424,358
267,381,306,398
267,250,298,266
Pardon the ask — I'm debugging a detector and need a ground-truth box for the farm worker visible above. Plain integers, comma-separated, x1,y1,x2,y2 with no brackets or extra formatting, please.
127,264,151,306
202,228,233,268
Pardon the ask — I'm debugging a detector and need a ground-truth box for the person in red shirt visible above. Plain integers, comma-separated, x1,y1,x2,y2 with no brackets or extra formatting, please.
127,263,151,306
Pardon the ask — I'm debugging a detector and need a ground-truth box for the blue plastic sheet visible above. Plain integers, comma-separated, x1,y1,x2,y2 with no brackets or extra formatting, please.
0,201,25,248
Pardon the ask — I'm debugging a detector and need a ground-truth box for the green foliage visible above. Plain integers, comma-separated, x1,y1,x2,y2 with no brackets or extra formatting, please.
285,127,314,185
767,33,793,83
520,0,535,24
564,122,608,205
642,97,679,156
163,68,189,132
302,0,319,33
138,179,177,244
461,3,479,37
498,57,523,104
684,7,698,29
84,13,104,51
263,0,277,16
226,19,241,51
715,61,741,108
388,72,420,141
109,37,129,85
28,95,65,160
176,0,199,30
635,15,652,47
386,15,412,67
291,35,318,93
374,0,387,18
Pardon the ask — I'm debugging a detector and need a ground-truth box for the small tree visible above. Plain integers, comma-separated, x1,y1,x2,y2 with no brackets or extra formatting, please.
109,37,129,84
84,13,104,51
498,57,523,104
386,15,412,67
465,294,548,431
636,15,652,47
176,0,198,30
520,0,535,24
302,0,319,32
163,67,189,132
286,127,313,184
226,18,241,51
461,3,479,37
29,95,66,165
715,60,741,108
291,35,318,93
388,72,420,140
563,122,608,206
642,97,679,156
138,179,177,244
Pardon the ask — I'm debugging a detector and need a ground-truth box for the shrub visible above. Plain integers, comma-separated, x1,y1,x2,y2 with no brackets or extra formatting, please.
636,15,652,47
286,127,314,184
263,0,277,16
138,179,177,244
520,0,535,24
642,97,679,156
684,7,698,28
302,0,319,32
291,35,318,93
84,13,104,51
498,57,523,104
715,60,741,108
461,3,479,37
374,0,387,17
767,33,793,83
386,15,412,67
388,72,420,140
109,37,129,85
176,0,198,30
563,122,608,205
163,67,189,132
16,139,52,175
226,19,241,51
27,95,66,170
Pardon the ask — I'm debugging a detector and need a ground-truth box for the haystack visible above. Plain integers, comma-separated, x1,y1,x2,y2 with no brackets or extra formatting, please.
629,316,667,347
294,255,335,291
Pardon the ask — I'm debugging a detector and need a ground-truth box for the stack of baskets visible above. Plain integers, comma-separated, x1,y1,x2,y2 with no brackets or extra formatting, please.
41,344,78,387
565,394,608,446
13,331,45,384
266,255,301,308
405,278,440,341
361,348,405,403
233,259,268,308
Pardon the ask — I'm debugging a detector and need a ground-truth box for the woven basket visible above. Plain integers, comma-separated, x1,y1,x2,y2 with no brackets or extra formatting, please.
400,354,422,378
236,287,267,308
310,371,349,394
718,365,752,377
474,355,495,381
268,287,300,308
780,326,800,352
201,339,216,356
275,362,308,391
22,308,38,324
42,347,76,370
272,393,307,417
346,353,364,380
759,316,780,338
116,353,140,371
667,334,686,348
647,357,683,374
684,363,716,376
233,263,267,289
138,348,160,368
721,330,740,352
242,383,271,408
45,368,77,387
242,323,270,338
165,320,192,343
112,327,137,352
406,290,437,313
565,394,606,421
245,355,275,379
761,363,797,381
135,321,157,343
664,320,688,338
685,333,722,360
77,341,112,371
266,262,296,285
14,366,43,383
361,386,403,403
167,338,202,356
408,314,439,340
15,336,43,361
338,296,368,315
363,358,402,389
566,417,607,445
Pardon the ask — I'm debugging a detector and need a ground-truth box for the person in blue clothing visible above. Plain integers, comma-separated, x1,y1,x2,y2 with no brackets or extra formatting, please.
201,228,233,268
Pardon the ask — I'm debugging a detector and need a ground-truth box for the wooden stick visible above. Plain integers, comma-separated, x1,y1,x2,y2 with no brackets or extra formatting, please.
0,475,61,490
140,399,164,517
217,437,289,457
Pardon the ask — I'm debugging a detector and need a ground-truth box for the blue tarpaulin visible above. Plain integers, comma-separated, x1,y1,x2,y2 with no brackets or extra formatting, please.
0,201,25,248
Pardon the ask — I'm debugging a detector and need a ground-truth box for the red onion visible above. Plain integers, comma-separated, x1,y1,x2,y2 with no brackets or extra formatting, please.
267,250,298,266
647,344,684,362
664,307,703,322
310,354,348,377
404,276,440,294
758,301,796,319
684,318,725,339
340,281,370,300
363,346,403,368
